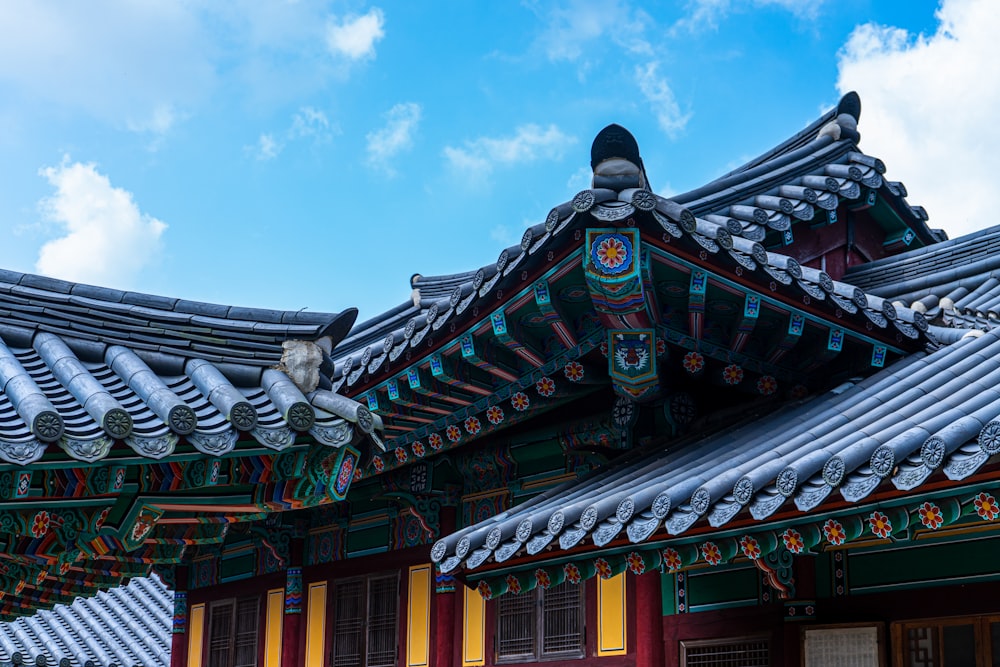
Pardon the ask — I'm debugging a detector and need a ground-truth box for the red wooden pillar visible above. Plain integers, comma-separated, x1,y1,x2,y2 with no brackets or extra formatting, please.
636,571,664,667
434,504,458,667
281,538,305,667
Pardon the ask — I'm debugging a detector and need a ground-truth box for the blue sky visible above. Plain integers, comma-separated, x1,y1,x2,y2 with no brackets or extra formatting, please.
1,0,995,323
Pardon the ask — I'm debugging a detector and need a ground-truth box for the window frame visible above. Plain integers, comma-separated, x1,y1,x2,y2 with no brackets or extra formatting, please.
680,634,770,667
891,614,1000,667
494,580,586,664
329,571,401,667
206,596,261,667
800,623,884,667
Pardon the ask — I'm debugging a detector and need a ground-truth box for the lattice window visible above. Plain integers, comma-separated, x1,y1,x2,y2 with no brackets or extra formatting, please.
681,636,769,667
496,581,584,663
207,597,260,667
330,574,399,667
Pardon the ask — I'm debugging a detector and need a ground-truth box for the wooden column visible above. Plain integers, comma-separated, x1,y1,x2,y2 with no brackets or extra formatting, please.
636,570,664,667
281,538,305,667
170,568,188,667
434,505,458,667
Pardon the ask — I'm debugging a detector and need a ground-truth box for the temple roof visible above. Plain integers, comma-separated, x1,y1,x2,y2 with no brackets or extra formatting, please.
0,576,169,667
0,268,373,464
0,272,376,618
846,223,1000,330
432,323,1000,576
331,96,938,394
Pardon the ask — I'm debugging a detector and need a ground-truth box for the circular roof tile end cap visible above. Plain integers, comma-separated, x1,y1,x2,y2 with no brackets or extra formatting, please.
430,540,447,563
103,408,134,440
286,401,316,432
651,492,671,519
547,511,565,536
168,404,198,435
920,437,946,469
776,468,798,497
230,401,258,431
32,410,65,443
616,497,635,523
822,457,846,487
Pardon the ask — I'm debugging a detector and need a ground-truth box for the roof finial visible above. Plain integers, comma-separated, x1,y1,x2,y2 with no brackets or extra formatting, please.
817,91,862,144
590,124,648,191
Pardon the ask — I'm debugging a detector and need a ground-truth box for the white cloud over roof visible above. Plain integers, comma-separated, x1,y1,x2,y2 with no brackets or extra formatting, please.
35,159,166,288
837,0,1000,237
443,124,577,186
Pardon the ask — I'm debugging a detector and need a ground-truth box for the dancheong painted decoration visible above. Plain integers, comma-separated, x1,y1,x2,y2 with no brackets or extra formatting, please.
6,91,1000,667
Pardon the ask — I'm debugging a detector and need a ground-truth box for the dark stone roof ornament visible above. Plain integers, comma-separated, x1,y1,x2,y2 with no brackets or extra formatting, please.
590,124,648,191
817,91,862,143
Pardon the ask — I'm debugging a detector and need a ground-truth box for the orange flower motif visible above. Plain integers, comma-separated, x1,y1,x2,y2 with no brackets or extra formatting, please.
868,511,893,538
411,442,426,457
782,528,805,554
486,406,504,425
740,536,761,560
534,568,551,589
700,541,722,566
974,493,999,521
918,502,944,530
446,425,462,442
464,416,482,435
505,574,522,595
663,548,683,572
823,519,846,546
626,551,645,575
477,580,492,600
372,456,384,472
535,377,556,397
30,511,50,538
722,364,744,385
428,433,443,450
511,392,530,412
756,376,778,396
564,563,582,584
395,447,408,463
682,351,704,374
596,237,627,270
595,557,613,579
563,361,585,382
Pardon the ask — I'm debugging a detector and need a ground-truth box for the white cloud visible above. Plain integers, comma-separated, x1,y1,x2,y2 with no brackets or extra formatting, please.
326,8,385,60
672,0,824,33
252,134,283,161
443,124,577,185
35,159,166,288
836,0,1000,237
0,2,213,136
366,102,422,174
530,0,653,69
247,106,337,161
635,62,692,138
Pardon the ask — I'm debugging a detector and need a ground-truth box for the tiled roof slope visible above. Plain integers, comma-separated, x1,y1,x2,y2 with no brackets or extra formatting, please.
0,577,170,667
0,269,377,464
332,94,937,388
845,224,1000,331
432,324,1000,573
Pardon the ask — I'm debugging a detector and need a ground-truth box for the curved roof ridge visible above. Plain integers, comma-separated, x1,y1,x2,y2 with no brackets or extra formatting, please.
0,267,357,344
714,106,840,181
